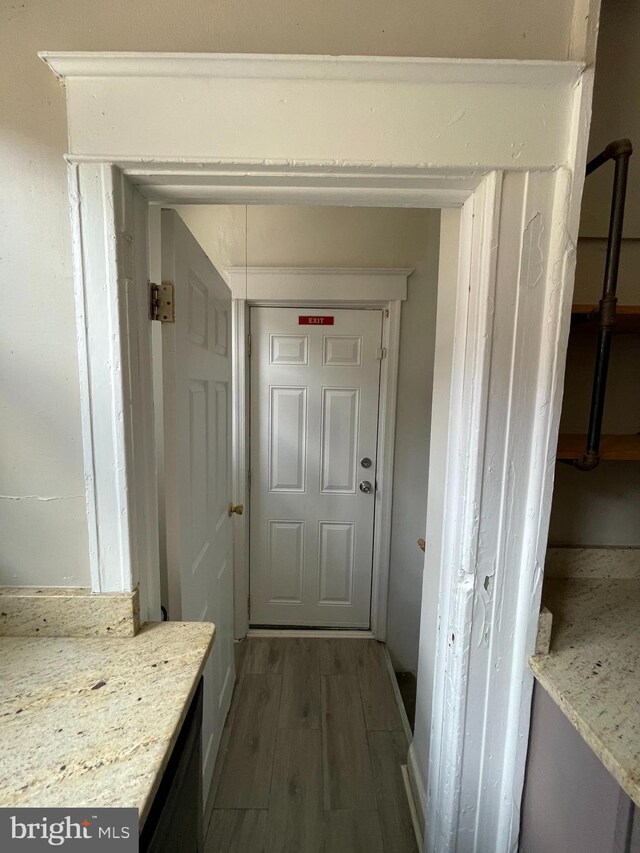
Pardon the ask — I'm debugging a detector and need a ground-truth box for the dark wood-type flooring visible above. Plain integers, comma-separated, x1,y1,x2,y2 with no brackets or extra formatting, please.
205,638,418,853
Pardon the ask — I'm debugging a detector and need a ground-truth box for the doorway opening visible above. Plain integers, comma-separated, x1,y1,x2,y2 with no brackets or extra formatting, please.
48,49,590,850
152,203,438,748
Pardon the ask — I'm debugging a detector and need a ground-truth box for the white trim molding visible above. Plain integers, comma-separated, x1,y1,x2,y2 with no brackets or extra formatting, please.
246,628,375,639
40,51,582,85
67,162,160,621
42,52,593,852
225,266,411,301
231,299,250,638
229,267,410,640
40,52,582,170
408,740,428,839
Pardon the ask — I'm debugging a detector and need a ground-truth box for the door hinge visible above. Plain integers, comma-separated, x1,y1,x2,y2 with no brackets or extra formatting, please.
149,281,175,323
247,468,252,491
247,334,251,357
247,594,251,617
376,347,387,360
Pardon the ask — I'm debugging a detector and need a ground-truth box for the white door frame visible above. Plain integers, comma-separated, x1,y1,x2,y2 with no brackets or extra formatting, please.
41,52,593,851
227,267,411,639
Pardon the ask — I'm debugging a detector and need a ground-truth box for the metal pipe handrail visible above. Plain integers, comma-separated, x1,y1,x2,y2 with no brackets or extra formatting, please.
585,138,632,176
574,138,633,470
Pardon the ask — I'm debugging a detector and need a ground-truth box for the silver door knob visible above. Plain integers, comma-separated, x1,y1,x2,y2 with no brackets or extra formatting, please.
359,480,373,494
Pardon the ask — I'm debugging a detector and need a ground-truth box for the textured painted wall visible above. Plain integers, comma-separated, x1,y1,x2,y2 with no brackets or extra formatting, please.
0,0,578,586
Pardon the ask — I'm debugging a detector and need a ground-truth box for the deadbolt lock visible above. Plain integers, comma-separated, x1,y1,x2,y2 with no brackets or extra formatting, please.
228,503,244,517
360,457,372,469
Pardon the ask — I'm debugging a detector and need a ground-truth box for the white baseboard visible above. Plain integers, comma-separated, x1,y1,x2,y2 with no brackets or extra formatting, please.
246,628,375,638
407,741,426,841
382,645,413,744
381,645,423,850
402,763,424,852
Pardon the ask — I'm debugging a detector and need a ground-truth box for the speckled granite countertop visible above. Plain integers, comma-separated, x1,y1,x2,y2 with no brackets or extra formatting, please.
530,577,640,806
0,621,215,826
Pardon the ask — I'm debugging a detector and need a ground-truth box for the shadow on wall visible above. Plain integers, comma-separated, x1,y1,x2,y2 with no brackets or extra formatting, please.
548,462,640,547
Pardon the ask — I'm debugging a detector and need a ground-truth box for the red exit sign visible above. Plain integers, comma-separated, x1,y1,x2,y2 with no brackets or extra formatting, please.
298,315,334,325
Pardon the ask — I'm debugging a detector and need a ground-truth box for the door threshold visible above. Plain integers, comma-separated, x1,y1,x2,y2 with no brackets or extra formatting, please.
246,628,375,638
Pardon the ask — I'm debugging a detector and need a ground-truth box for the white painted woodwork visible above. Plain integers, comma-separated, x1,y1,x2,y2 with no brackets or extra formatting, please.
46,53,593,852
225,267,411,301
41,54,581,173
66,163,160,621
161,209,235,801
409,208,461,839
231,300,250,638
250,307,382,626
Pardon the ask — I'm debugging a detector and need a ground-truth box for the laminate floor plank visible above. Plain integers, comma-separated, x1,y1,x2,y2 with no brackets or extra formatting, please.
244,638,287,674
211,639,417,852
266,729,324,853
278,638,321,730
368,730,418,853
214,674,282,809
321,674,377,811
355,640,403,731
206,809,268,853
323,810,385,853
318,638,357,675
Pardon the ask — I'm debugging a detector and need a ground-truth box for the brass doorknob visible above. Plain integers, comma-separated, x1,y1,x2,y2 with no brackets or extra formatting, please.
228,503,244,517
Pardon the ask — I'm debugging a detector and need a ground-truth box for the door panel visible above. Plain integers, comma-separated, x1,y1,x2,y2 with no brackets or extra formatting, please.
320,387,360,493
268,520,305,602
161,210,234,803
250,307,383,627
318,521,355,604
269,386,307,492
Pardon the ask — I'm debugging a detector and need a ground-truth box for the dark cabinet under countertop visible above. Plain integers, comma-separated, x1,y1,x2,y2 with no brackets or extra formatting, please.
140,679,203,853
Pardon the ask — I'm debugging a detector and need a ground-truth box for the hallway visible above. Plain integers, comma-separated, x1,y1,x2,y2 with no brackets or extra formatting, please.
206,638,418,853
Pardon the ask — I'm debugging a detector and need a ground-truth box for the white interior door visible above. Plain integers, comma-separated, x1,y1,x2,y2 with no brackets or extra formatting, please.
161,209,234,801
250,307,383,627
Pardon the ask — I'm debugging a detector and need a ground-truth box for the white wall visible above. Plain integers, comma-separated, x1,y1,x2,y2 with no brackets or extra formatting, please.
387,226,440,673
173,205,439,673
0,0,584,588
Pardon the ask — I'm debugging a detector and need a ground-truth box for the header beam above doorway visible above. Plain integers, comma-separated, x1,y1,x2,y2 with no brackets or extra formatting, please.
40,51,583,170
224,267,411,301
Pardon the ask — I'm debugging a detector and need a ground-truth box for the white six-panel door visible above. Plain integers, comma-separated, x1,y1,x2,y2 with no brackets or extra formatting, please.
161,210,235,802
250,307,383,627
